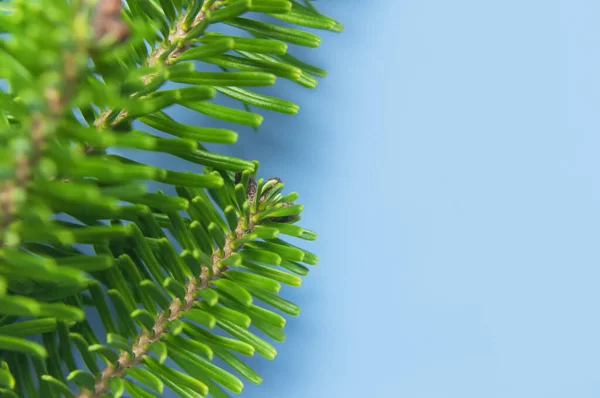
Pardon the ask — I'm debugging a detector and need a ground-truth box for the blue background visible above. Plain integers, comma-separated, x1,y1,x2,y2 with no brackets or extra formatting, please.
151,1,600,397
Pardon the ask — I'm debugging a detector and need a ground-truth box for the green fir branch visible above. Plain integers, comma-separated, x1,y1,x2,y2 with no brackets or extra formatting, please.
79,176,288,397
0,0,340,397
92,0,223,131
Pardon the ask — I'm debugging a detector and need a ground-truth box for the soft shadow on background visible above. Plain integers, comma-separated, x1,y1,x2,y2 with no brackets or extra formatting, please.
126,1,600,397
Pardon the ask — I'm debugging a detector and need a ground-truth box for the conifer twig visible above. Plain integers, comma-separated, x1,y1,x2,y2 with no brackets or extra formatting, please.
78,215,255,398
92,1,223,131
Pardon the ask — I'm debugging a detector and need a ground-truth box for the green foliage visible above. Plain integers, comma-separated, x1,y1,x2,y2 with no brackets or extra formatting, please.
0,0,340,396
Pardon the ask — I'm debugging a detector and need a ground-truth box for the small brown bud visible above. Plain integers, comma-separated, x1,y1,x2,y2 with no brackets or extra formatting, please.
235,173,258,203
246,176,257,202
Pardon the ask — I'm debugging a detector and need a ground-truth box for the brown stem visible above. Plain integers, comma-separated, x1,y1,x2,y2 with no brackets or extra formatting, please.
78,216,254,398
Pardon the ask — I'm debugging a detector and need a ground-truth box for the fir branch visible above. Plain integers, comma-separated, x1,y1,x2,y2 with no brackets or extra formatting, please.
0,1,337,396
146,0,221,66
78,211,255,397
0,0,91,247
92,1,223,130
